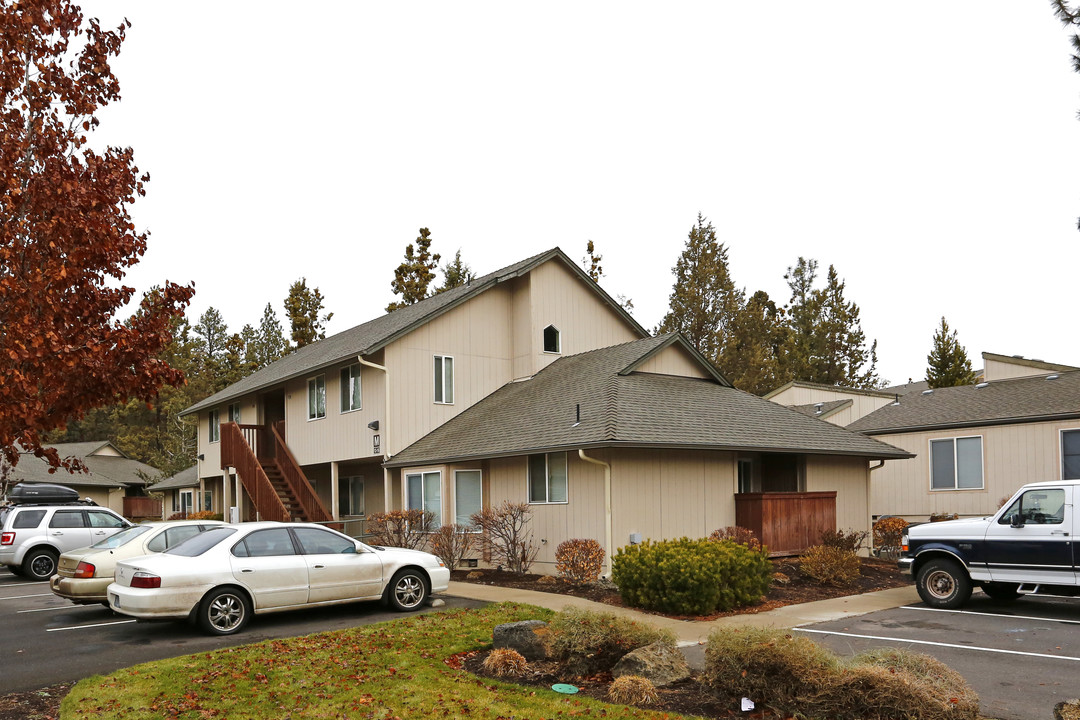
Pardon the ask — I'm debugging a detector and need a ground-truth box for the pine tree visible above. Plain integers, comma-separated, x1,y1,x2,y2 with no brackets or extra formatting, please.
583,240,603,282
720,291,787,395
435,249,475,293
243,303,290,369
285,278,333,349
387,228,441,311
926,316,978,388
657,214,743,362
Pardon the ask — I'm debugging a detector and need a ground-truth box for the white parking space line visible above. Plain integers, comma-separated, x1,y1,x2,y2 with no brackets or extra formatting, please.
46,619,136,632
0,593,53,601
901,605,1080,625
18,605,84,614
0,581,49,587
794,628,1080,662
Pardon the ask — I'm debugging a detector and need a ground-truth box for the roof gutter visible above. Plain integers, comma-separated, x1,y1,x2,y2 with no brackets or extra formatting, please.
577,449,613,578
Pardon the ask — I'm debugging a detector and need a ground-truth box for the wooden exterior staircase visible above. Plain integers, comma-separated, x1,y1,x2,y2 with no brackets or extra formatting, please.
220,421,333,524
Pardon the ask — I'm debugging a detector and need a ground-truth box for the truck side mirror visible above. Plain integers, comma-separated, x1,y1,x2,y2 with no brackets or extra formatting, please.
1010,513,1025,529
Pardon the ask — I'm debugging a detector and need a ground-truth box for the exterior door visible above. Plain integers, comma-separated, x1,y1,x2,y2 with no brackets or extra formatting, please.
230,528,309,608
292,527,383,602
985,486,1075,585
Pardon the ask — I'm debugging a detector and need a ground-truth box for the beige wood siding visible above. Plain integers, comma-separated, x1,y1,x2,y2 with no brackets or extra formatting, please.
634,345,711,378
983,357,1053,381
197,411,221,480
90,445,123,457
509,276,533,380
804,455,870,535
284,361,386,466
869,419,1080,519
769,386,892,423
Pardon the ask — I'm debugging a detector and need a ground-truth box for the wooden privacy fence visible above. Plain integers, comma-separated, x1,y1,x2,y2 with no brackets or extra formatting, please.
123,496,161,520
734,491,837,556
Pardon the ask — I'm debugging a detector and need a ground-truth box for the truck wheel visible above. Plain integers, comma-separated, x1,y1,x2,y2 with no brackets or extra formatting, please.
916,558,972,609
23,548,59,581
981,582,1021,601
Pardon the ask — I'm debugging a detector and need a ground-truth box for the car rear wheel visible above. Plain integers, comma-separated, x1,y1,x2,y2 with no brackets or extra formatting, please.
388,569,428,611
23,549,59,581
198,587,251,635
981,582,1021,601
916,558,972,609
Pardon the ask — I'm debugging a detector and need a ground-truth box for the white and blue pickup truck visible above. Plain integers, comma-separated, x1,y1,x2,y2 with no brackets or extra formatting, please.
899,479,1079,608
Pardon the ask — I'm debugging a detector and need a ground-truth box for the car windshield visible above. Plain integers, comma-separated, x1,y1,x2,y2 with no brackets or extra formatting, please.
164,527,237,557
90,525,152,549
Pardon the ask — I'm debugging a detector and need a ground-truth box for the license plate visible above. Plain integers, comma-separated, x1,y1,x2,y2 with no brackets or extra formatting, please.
111,594,119,608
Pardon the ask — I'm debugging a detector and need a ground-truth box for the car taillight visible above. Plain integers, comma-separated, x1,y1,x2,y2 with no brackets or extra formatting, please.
130,572,161,589
0,532,13,546
74,561,96,579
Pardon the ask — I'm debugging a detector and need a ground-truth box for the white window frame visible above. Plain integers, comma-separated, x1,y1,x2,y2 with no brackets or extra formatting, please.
344,476,365,517
307,375,326,420
228,402,241,424
434,355,454,405
528,451,569,504
928,435,984,491
1062,428,1080,481
543,324,561,354
179,489,194,516
405,469,442,526
737,458,754,494
208,410,220,444
453,469,483,531
340,364,362,413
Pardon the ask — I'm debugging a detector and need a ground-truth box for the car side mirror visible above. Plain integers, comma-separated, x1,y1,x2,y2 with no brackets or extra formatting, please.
1010,513,1025,529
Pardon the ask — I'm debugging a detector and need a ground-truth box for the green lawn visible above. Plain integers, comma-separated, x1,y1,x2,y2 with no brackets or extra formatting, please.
61,603,703,719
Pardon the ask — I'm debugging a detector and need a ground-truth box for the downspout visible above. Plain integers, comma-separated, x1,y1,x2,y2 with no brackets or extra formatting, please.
578,449,613,578
358,356,393,516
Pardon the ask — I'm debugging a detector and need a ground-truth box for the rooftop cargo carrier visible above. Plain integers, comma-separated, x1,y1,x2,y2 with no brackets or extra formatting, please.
7,483,82,505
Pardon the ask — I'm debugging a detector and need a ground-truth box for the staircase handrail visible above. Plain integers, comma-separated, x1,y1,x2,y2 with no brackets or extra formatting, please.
270,421,333,523
220,422,290,522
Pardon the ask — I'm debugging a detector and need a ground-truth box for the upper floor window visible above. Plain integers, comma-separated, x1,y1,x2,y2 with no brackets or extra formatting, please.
228,402,241,424
543,325,561,354
930,436,983,490
434,355,454,404
1063,429,1080,480
528,451,568,504
208,409,220,443
340,364,362,413
308,375,326,420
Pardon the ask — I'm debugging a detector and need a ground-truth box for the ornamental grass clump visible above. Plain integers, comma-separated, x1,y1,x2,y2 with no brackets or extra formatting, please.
482,648,528,677
545,607,675,670
800,544,861,587
612,537,771,615
607,675,659,705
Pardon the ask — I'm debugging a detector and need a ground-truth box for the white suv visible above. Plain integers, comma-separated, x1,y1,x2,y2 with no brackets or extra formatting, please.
1,503,132,581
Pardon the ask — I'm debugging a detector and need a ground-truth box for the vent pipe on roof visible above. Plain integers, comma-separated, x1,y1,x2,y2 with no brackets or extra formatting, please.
976,382,989,389
1047,374,1060,381
891,393,900,406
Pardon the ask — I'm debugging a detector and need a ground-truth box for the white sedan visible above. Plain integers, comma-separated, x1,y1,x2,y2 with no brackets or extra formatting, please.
107,522,450,635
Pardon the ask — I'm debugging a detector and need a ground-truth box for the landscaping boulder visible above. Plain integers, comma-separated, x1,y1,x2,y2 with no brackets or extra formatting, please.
493,620,549,661
612,642,691,687
1054,699,1080,720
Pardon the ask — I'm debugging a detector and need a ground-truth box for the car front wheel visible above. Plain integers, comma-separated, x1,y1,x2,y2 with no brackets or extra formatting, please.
388,569,428,611
198,587,251,635
916,558,972,609
23,549,59,581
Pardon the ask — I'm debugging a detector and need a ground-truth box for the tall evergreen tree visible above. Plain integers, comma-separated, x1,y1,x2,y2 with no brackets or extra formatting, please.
387,228,440,311
657,214,743,362
435,249,475,293
285,278,333,349
243,303,290,370
720,291,787,395
582,240,603,282
926,316,978,388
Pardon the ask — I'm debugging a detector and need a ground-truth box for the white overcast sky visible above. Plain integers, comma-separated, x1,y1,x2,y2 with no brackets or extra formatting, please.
81,1,1080,387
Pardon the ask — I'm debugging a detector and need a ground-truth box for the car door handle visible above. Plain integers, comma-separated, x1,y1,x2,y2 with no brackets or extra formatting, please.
240,569,254,573
1051,530,1070,536
313,564,325,569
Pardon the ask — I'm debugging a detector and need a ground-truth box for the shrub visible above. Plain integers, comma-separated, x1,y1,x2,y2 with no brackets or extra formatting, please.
165,510,220,521
703,628,979,720
707,526,761,551
482,648,527,677
546,607,675,668
930,512,959,522
429,524,475,570
365,509,435,550
607,675,659,705
818,527,868,553
872,517,908,559
470,501,539,574
800,544,860,587
555,538,605,585
612,537,771,616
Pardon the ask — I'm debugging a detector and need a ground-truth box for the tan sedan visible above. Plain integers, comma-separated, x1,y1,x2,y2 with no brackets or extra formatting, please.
50,520,225,605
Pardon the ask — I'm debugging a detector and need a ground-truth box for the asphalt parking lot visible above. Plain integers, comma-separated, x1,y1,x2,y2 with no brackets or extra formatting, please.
0,567,486,694
797,592,1080,720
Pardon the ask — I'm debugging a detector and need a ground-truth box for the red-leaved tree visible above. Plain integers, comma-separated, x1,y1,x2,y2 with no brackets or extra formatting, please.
0,1,193,473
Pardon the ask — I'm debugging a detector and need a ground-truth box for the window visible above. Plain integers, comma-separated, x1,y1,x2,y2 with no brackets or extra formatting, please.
998,488,1066,525
434,355,454,404
528,452,568,504
340,364,362,412
179,489,194,516
204,490,213,512
1063,430,1080,480
455,470,482,528
341,476,365,516
228,402,241,424
737,459,754,494
930,436,983,490
406,470,442,526
88,511,125,528
233,528,297,557
49,510,85,529
308,375,326,420
543,325,560,354
293,526,356,554
208,409,220,443
148,525,203,552
13,510,46,529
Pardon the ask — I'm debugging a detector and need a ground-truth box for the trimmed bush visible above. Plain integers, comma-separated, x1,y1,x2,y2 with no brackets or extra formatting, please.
872,516,908,558
930,512,960,522
607,676,659,705
482,648,528,677
707,526,762,551
800,544,860,587
546,607,675,670
555,538,605,585
818,527,868,553
612,537,771,615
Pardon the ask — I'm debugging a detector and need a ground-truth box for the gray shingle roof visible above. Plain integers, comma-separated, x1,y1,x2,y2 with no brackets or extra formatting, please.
387,335,911,467
847,370,1080,434
149,465,199,491
13,443,158,488
184,248,646,416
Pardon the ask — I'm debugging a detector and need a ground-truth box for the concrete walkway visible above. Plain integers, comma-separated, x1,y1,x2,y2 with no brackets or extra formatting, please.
445,580,921,647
